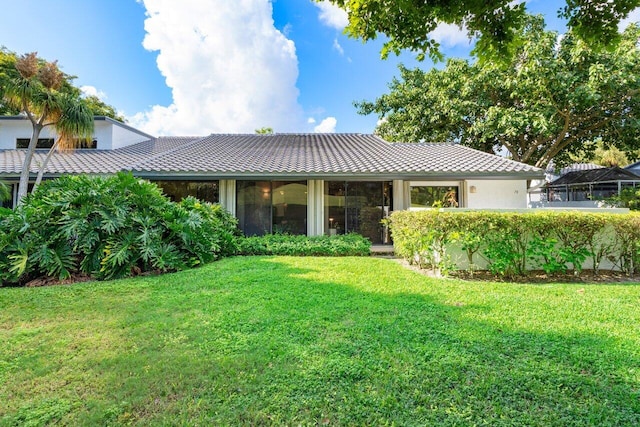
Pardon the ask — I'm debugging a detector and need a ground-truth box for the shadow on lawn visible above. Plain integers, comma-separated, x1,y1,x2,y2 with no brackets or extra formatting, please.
2,256,639,426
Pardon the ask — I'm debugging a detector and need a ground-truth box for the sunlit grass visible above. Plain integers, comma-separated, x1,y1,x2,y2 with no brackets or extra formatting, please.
1,256,639,425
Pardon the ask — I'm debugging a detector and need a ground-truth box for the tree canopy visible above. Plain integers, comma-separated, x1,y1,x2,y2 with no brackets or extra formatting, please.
357,18,640,168
324,0,640,60
1,50,124,203
0,48,122,120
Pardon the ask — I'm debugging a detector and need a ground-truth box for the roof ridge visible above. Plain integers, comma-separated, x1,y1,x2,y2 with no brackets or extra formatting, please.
127,135,212,170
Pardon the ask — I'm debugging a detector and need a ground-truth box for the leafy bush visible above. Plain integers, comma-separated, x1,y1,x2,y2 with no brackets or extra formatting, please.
0,173,238,285
389,210,640,277
237,234,371,257
607,186,640,210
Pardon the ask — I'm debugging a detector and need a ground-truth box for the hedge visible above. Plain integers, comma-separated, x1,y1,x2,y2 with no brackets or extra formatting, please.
237,233,371,256
389,210,640,277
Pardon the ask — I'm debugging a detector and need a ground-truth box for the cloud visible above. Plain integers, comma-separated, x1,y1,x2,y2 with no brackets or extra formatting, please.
314,116,337,133
307,117,316,124
80,85,107,100
314,0,348,30
131,0,304,136
619,7,640,31
332,38,344,55
429,23,471,47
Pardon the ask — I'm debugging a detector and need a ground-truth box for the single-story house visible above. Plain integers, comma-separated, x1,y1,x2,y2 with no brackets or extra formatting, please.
627,160,640,175
545,167,640,203
0,116,543,242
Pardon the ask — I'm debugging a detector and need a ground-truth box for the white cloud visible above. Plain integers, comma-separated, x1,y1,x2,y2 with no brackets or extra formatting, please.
429,23,471,47
332,38,344,55
619,7,640,31
314,116,337,133
130,0,304,136
307,117,316,124
314,0,348,30
80,85,107,100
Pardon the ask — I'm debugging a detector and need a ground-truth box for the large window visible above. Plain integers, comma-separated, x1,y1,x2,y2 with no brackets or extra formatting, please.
16,138,55,149
324,181,392,244
153,180,219,204
236,180,307,236
16,138,97,149
410,185,459,208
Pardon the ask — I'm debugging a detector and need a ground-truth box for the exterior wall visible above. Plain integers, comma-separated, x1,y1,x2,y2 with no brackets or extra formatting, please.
220,178,530,237
0,118,148,151
111,122,152,149
94,121,113,149
465,179,528,209
0,120,58,150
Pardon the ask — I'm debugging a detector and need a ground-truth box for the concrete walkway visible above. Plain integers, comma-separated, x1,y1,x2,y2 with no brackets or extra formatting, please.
371,245,395,255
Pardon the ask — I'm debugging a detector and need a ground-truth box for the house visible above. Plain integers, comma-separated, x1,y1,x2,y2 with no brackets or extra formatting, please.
627,160,640,175
0,117,543,242
545,167,640,205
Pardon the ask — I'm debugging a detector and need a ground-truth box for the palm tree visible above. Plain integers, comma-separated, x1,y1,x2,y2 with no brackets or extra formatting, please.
3,53,93,203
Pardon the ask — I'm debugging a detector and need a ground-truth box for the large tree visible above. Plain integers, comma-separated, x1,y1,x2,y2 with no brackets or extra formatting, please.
323,0,640,60
357,18,640,168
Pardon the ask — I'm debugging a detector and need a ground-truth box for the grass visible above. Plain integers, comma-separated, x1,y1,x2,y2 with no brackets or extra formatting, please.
1,256,639,426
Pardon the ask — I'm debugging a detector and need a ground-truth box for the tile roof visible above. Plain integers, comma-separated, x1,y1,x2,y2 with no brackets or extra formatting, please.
549,167,640,186
0,133,543,179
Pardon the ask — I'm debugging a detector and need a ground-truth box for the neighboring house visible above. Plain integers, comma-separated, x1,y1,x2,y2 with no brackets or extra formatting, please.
529,162,603,205
0,115,153,150
545,167,640,204
626,160,640,175
0,117,543,242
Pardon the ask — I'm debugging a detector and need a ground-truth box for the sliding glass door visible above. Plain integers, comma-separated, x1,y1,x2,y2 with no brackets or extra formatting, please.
325,181,392,244
236,180,307,236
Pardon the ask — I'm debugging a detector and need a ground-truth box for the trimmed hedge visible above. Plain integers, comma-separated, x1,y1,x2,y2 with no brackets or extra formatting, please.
389,210,640,277
0,173,239,285
237,234,372,256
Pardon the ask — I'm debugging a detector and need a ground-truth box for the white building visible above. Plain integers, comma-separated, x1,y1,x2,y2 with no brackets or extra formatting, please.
0,117,544,241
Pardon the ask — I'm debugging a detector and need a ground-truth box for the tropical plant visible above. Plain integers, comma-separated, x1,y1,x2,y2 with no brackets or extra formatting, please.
0,173,239,285
0,181,9,202
1,52,94,202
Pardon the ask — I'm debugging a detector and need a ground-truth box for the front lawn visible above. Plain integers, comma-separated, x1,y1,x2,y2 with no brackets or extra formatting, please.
1,257,639,425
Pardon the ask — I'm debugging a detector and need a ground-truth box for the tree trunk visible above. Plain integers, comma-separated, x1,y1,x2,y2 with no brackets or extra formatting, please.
33,139,60,192
16,124,43,204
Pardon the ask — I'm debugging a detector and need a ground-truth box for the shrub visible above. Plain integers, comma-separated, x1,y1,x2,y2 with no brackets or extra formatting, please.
236,234,371,257
0,173,238,285
389,210,640,277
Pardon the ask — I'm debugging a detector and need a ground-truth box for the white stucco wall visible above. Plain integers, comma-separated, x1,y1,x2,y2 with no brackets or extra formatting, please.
111,122,152,149
0,120,58,150
0,118,148,150
465,179,528,209
94,121,113,149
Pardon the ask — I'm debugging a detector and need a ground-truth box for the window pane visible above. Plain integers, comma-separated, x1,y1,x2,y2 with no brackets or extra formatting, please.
154,180,219,203
16,138,55,149
325,181,346,236
411,186,459,208
236,181,271,236
325,181,392,244
272,181,307,235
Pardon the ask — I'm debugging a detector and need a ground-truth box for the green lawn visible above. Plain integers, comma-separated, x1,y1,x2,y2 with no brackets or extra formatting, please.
1,257,639,426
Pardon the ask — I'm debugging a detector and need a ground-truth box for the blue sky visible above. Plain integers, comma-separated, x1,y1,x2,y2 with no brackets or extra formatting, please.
0,1,637,136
